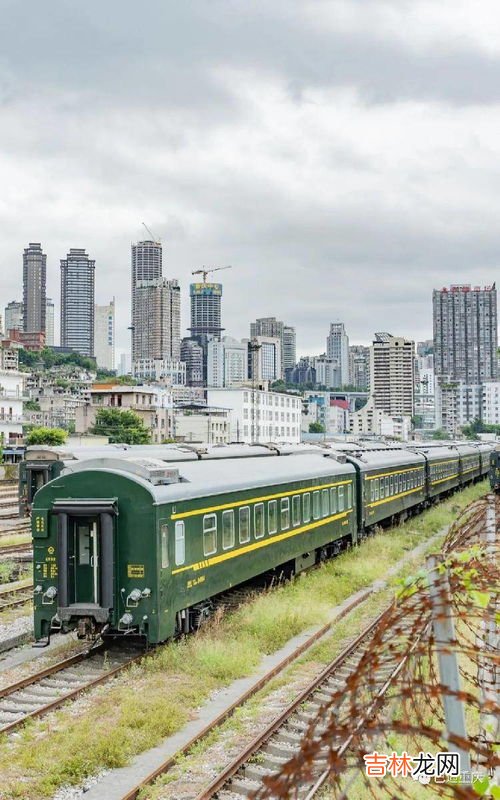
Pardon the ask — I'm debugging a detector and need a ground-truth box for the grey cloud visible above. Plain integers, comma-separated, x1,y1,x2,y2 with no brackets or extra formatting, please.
0,0,499,357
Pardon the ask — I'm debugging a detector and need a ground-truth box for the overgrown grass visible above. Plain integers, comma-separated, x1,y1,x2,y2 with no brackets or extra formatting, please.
0,561,31,585
0,481,487,800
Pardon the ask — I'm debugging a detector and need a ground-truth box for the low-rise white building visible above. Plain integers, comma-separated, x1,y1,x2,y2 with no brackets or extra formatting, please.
171,405,231,444
207,387,301,444
0,368,28,445
132,358,186,386
349,397,411,440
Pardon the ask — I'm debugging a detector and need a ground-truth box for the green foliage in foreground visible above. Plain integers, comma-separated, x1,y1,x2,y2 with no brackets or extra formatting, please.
89,408,151,444
0,481,487,800
25,427,67,446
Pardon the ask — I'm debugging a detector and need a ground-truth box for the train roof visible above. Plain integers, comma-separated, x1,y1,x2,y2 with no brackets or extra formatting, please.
61,453,356,503
25,444,129,462
344,449,425,471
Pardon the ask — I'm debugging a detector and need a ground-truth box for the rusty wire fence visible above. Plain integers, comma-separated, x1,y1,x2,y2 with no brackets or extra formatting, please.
255,494,499,799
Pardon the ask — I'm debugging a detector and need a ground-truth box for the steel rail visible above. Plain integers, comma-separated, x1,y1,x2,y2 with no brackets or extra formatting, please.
119,588,375,800
0,644,145,735
193,605,395,800
0,581,33,611
0,542,32,555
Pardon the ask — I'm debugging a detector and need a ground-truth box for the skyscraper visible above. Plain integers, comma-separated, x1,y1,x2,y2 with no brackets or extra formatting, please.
370,332,415,417
94,299,115,370
349,345,370,390
247,336,282,382
45,298,55,346
60,248,95,357
132,279,181,363
433,284,497,383
131,240,162,360
181,338,204,387
326,323,350,386
249,317,296,377
189,282,223,340
23,243,46,334
4,301,24,335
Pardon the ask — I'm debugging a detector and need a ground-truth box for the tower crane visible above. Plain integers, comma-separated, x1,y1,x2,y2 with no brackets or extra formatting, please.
142,222,160,242
191,265,232,284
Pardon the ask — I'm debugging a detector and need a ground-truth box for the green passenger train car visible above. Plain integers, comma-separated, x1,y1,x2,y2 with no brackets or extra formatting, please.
344,450,427,530
32,454,357,645
490,445,500,491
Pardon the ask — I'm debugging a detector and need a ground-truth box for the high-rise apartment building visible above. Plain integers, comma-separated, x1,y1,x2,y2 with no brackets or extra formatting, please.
60,248,95,357
247,336,281,383
370,332,415,417
207,337,248,388
94,299,115,370
249,317,296,377
45,298,55,346
189,282,223,340
23,243,46,334
326,323,349,386
132,279,181,364
4,301,24,335
131,240,162,360
181,338,204,387
349,345,370,390
433,284,497,383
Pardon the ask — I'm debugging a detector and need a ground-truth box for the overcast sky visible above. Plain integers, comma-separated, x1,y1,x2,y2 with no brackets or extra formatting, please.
1,0,499,358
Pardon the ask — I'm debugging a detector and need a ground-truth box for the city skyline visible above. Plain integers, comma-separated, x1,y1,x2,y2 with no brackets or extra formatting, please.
3,237,498,361
2,2,500,358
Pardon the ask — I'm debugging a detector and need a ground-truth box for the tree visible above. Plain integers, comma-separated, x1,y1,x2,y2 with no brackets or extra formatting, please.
309,422,325,433
24,399,41,411
115,375,139,385
25,427,68,446
431,428,450,440
89,408,151,444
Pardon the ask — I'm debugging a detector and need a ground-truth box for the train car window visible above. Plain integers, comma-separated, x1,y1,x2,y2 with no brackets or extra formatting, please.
321,489,329,518
292,495,301,526
380,478,385,499
161,523,169,568
374,479,380,501
281,497,290,530
254,503,265,539
239,506,250,544
303,493,311,523
174,521,185,566
312,491,320,520
203,514,217,556
384,477,390,497
347,483,353,508
389,476,394,495
338,486,345,512
222,510,235,550
330,487,337,514
268,500,278,534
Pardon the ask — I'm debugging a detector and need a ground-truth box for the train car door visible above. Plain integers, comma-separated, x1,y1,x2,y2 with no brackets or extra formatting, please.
68,517,100,604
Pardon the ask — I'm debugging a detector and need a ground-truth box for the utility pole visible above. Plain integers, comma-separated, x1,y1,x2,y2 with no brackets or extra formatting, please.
248,339,262,444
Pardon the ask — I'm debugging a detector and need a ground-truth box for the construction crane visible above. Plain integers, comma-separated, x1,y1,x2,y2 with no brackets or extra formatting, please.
142,222,160,242
191,265,232,284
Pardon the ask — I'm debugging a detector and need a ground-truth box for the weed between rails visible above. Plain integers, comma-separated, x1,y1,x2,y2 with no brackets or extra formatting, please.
0,481,487,800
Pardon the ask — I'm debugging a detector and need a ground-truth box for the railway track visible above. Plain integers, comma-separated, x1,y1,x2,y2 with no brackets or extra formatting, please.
192,606,427,800
0,581,33,611
0,644,145,734
0,523,30,537
0,542,32,556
